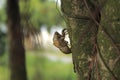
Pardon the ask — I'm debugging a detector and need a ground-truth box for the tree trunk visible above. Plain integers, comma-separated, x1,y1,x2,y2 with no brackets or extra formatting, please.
61,1,101,79
7,0,27,80
61,0,120,80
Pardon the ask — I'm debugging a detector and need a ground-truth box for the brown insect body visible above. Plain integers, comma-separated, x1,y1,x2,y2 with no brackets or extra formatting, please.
53,29,71,54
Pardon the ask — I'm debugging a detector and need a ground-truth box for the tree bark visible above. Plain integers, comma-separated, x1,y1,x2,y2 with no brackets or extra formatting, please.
61,0,101,80
7,0,27,80
61,0,120,80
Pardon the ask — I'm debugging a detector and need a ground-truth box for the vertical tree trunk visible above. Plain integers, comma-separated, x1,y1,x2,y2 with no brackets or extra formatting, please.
7,0,27,80
61,0,101,80
61,0,120,80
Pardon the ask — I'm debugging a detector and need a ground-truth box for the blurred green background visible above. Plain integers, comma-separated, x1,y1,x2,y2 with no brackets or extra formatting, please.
0,0,77,80
0,50,77,80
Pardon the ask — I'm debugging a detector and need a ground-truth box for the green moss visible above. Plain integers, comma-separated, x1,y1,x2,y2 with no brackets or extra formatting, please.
61,0,72,15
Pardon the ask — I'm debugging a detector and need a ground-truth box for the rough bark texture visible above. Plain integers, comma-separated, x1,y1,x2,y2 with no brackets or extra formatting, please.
7,0,27,80
61,0,120,80
61,0,101,80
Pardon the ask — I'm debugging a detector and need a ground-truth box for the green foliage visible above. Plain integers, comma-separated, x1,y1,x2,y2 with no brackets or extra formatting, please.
0,0,6,23
0,52,9,80
0,31,6,56
19,0,63,31
0,8,6,24
26,50,77,80
0,50,77,80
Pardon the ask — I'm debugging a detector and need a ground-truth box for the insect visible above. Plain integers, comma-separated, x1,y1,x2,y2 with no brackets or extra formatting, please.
53,29,71,54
